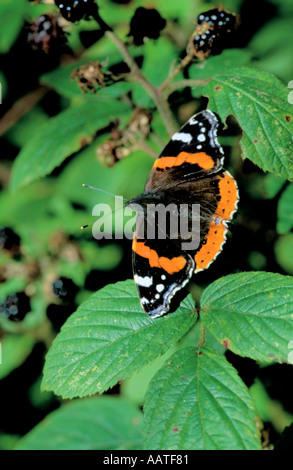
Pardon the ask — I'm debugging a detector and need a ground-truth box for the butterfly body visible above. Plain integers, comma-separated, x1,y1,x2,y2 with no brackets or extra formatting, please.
130,110,239,318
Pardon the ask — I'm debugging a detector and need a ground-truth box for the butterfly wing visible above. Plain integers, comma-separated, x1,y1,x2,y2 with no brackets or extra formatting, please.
132,109,238,317
145,109,224,190
132,219,195,318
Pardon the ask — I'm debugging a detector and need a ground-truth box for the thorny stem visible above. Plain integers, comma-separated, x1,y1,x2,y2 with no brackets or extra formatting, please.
93,10,177,136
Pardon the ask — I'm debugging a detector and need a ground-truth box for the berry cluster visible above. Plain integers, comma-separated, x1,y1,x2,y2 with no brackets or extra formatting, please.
191,8,239,59
0,293,31,322
71,60,114,94
47,277,79,330
52,276,78,302
27,14,66,53
54,0,98,23
128,7,166,45
96,108,152,167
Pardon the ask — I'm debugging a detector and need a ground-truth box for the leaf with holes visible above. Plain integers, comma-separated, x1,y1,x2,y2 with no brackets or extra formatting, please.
41,280,196,399
200,272,293,363
143,346,261,450
16,397,143,450
203,67,293,179
10,101,131,192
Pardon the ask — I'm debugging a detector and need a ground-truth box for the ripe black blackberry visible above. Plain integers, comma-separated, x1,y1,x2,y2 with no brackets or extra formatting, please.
0,293,31,322
54,0,98,23
27,14,66,53
128,7,166,45
0,227,21,254
191,8,239,59
52,277,79,302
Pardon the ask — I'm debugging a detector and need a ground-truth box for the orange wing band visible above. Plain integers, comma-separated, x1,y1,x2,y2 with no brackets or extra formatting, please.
133,239,186,274
194,171,238,271
154,152,215,171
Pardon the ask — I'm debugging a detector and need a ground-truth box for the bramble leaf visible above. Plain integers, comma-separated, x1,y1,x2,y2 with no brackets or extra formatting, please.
200,272,293,363
143,346,261,450
203,67,293,179
42,280,196,398
10,101,131,192
15,397,143,450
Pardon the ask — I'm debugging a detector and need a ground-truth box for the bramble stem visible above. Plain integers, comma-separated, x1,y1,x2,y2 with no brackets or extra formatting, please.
197,321,206,349
158,52,194,95
92,10,177,136
106,31,177,136
161,78,211,97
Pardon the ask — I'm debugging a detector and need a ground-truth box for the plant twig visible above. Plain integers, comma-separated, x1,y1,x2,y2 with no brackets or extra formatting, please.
106,31,177,136
197,321,206,349
0,86,48,136
161,78,211,97
158,52,194,95
92,10,177,136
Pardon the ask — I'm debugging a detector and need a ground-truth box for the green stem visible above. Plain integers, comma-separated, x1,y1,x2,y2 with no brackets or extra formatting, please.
158,53,194,95
161,78,211,98
106,31,177,136
92,9,177,136
197,321,206,349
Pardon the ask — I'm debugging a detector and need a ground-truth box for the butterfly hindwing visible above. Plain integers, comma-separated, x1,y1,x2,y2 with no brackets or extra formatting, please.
132,225,195,318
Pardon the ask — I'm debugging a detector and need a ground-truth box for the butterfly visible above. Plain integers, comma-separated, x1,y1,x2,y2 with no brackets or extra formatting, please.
128,109,239,318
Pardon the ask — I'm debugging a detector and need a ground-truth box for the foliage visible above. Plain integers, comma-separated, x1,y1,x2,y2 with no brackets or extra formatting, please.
1,0,293,452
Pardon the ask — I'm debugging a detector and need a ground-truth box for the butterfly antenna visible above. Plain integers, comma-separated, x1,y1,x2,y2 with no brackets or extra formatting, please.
82,184,128,202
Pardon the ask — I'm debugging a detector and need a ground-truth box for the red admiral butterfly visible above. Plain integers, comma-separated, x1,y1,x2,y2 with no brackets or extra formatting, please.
130,110,238,318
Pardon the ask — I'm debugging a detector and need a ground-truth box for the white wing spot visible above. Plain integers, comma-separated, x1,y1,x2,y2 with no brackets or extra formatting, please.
198,134,206,142
156,284,165,293
134,275,153,287
172,132,193,143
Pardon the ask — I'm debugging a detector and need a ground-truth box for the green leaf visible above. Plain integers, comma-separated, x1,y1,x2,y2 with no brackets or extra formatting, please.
143,346,261,450
0,0,25,53
10,101,131,192
203,67,293,179
42,280,196,399
275,234,293,275
132,38,181,107
15,396,143,450
277,183,293,234
249,18,293,82
189,49,252,97
0,335,35,380
245,173,286,200
200,272,293,364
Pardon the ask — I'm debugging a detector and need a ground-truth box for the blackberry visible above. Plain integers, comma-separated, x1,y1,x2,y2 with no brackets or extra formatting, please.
52,277,79,302
27,14,66,53
0,293,31,322
0,227,21,254
54,0,98,23
128,7,166,45
191,8,239,59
